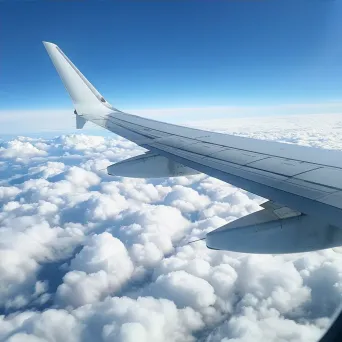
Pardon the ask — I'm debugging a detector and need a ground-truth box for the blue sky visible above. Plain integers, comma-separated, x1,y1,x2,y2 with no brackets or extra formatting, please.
1,1,342,112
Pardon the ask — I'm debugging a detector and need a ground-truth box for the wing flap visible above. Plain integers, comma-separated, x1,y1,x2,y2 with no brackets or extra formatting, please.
107,152,199,178
206,203,342,254
296,167,342,190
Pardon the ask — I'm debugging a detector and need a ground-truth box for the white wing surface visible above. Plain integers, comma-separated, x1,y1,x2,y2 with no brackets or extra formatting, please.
43,41,342,254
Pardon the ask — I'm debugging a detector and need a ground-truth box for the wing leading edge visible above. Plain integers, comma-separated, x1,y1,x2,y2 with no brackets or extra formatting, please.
43,41,342,254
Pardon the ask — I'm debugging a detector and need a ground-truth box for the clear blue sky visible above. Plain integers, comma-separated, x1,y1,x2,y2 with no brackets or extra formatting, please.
1,0,342,110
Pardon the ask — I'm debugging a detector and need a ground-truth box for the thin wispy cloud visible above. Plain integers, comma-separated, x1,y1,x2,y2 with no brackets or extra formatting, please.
1,102,342,136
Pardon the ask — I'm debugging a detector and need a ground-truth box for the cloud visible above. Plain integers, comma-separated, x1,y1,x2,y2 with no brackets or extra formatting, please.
149,270,216,310
0,140,48,160
2,103,342,135
56,232,134,308
1,114,342,341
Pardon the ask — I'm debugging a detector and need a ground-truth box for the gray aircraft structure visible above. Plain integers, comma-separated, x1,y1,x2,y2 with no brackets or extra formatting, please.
43,41,342,255
44,41,342,342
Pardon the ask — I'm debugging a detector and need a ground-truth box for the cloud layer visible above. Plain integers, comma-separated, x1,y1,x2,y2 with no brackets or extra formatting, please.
2,106,342,135
1,114,342,341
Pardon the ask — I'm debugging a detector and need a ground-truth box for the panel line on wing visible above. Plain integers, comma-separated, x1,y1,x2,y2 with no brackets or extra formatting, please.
106,114,342,170
146,144,342,228
97,114,342,197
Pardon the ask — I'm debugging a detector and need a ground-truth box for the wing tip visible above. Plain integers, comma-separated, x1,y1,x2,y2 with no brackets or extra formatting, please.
42,41,57,49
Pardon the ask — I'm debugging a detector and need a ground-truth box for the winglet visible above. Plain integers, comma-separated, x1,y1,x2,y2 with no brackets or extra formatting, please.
43,41,112,114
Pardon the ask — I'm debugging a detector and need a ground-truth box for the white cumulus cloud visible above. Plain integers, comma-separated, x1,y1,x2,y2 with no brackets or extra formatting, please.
0,114,342,341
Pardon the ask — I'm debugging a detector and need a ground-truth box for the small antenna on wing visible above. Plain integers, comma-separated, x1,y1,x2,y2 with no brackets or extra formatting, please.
176,237,206,248
188,237,206,244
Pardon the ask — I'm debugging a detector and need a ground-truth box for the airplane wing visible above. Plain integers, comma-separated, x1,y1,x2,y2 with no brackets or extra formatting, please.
43,41,342,254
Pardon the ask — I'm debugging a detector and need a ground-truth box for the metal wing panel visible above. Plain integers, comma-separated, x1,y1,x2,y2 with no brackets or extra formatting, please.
248,157,321,177
150,141,328,196
209,148,269,165
109,113,342,168
280,178,336,197
272,178,334,200
151,136,199,149
82,112,342,226
177,141,227,156
150,137,227,157
296,168,342,190
147,143,342,228
319,192,342,209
